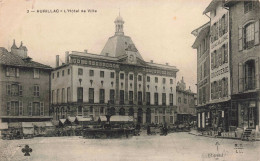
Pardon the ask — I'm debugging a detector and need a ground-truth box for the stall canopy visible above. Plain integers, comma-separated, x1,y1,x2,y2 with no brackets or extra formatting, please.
59,119,66,125
110,116,134,122
22,122,34,135
98,116,108,122
33,122,46,127
76,116,92,122
44,122,54,127
8,122,22,128
0,123,8,130
67,116,76,123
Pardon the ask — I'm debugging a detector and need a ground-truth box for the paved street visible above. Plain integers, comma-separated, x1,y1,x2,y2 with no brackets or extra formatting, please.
0,132,259,161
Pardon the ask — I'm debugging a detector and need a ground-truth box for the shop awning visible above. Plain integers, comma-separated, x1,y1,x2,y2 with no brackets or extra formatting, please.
33,122,46,127
67,116,76,123
22,122,34,128
99,116,107,122
0,123,8,130
8,122,22,128
59,119,66,124
110,116,134,122
76,116,92,122
44,122,54,127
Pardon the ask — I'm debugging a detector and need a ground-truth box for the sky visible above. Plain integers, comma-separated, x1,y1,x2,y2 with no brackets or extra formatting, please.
0,0,211,92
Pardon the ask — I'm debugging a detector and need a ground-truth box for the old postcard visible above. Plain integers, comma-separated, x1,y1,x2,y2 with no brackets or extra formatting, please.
0,0,259,161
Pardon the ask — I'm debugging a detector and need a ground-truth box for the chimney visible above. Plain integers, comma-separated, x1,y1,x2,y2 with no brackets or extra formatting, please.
56,55,59,67
65,51,69,64
84,50,88,54
150,60,153,63
166,63,169,66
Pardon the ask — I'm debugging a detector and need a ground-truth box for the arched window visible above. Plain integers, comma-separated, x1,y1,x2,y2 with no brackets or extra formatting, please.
244,60,256,90
244,22,255,49
119,108,125,115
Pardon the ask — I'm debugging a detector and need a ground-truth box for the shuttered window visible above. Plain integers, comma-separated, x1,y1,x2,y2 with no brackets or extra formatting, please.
19,101,23,116
40,102,44,116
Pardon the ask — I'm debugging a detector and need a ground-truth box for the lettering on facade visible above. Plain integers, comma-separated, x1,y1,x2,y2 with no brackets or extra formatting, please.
211,34,228,49
211,66,229,79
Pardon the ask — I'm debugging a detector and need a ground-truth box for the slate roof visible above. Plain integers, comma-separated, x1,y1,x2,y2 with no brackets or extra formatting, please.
0,47,52,69
100,35,144,60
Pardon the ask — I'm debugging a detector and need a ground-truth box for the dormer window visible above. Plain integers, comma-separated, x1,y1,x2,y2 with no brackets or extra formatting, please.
34,69,40,78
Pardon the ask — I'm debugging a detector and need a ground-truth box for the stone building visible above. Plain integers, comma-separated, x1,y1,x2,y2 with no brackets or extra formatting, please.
225,0,260,132
51,15,179,125
176,77,196,124
0,41,52,133
192,22,211,129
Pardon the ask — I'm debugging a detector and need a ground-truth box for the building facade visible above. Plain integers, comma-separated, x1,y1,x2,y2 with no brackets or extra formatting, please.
203,0,231,132
0,41,52,132
192,22,211,129
225,0,260,132
176,77,196,124
51,15,179,125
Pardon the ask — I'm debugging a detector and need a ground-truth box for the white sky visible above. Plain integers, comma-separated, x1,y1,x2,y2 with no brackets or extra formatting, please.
0,0,211,92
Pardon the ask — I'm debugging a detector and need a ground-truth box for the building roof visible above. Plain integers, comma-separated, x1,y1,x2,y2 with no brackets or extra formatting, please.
146,62,178,71
192,24,210,48
0,47,52,69
100,35,144,60
203,0,221,14
224,0,239,7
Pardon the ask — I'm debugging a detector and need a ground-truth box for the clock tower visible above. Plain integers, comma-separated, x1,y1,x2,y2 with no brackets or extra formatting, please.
126,44,138,64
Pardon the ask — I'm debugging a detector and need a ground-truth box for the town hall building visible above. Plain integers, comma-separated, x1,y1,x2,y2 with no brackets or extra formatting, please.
51,15,179,125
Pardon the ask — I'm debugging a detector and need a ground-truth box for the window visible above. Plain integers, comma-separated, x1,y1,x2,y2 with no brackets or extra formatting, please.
89,70,94,76
163,78,166,84
154,93,158,105
120,73,124,80
77,106,83,116
89,88,94,103
19,101,23,116
129,91,133,104
100,71,104,78
33,102,40,116
56,89,60,103
170,79,173,84
244,1,255,13
147,76,150,82
62,88,65,103
99,89,105,103
138,75,142,81
67,87,71,102
170,116,173,124
129,74,134,80
33,85,40,97
6,67,19,77
120,90,124,104
100,107,104,114
202,87,206,103
52,90,54,103
203,61,207,77
110,89,115,104
163,116,166,123
34,69,40,78
155,116,158,124
110,72,114,78
8,84,22,96
28,102,32,116
155,77,158,83
77,87,83,103
138,92,142,105
62,70,64,76
57,72,60,78
178,97,181,103
169,94,173,106
146,92,150,105
68,69,70,75
162,93,166,105
244,23,255,49
244,60,256,90
78,68,83,75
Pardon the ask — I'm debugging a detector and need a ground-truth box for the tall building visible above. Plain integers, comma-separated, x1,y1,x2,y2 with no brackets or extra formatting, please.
0,41,52,134
51,15,179,125
225,0,260,132
176,77,197,124
192,22,211,129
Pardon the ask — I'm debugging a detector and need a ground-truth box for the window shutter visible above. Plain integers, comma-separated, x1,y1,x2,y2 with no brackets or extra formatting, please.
16,68,19,77
19,101,23,116
219,19,222,37
254,20,259,45
7,102,10,115
40,102,44,116
216,50,219,68
238,27,243,51
6,67,9,76
6,84,10,95
225,13,228,34
225,43,228,63
211,52,214,70
218,80,222,98
28,102,32,116
219,48,222,66
221,46,225,64
238,63,243,92
19,85,23,96
225,77,228,97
